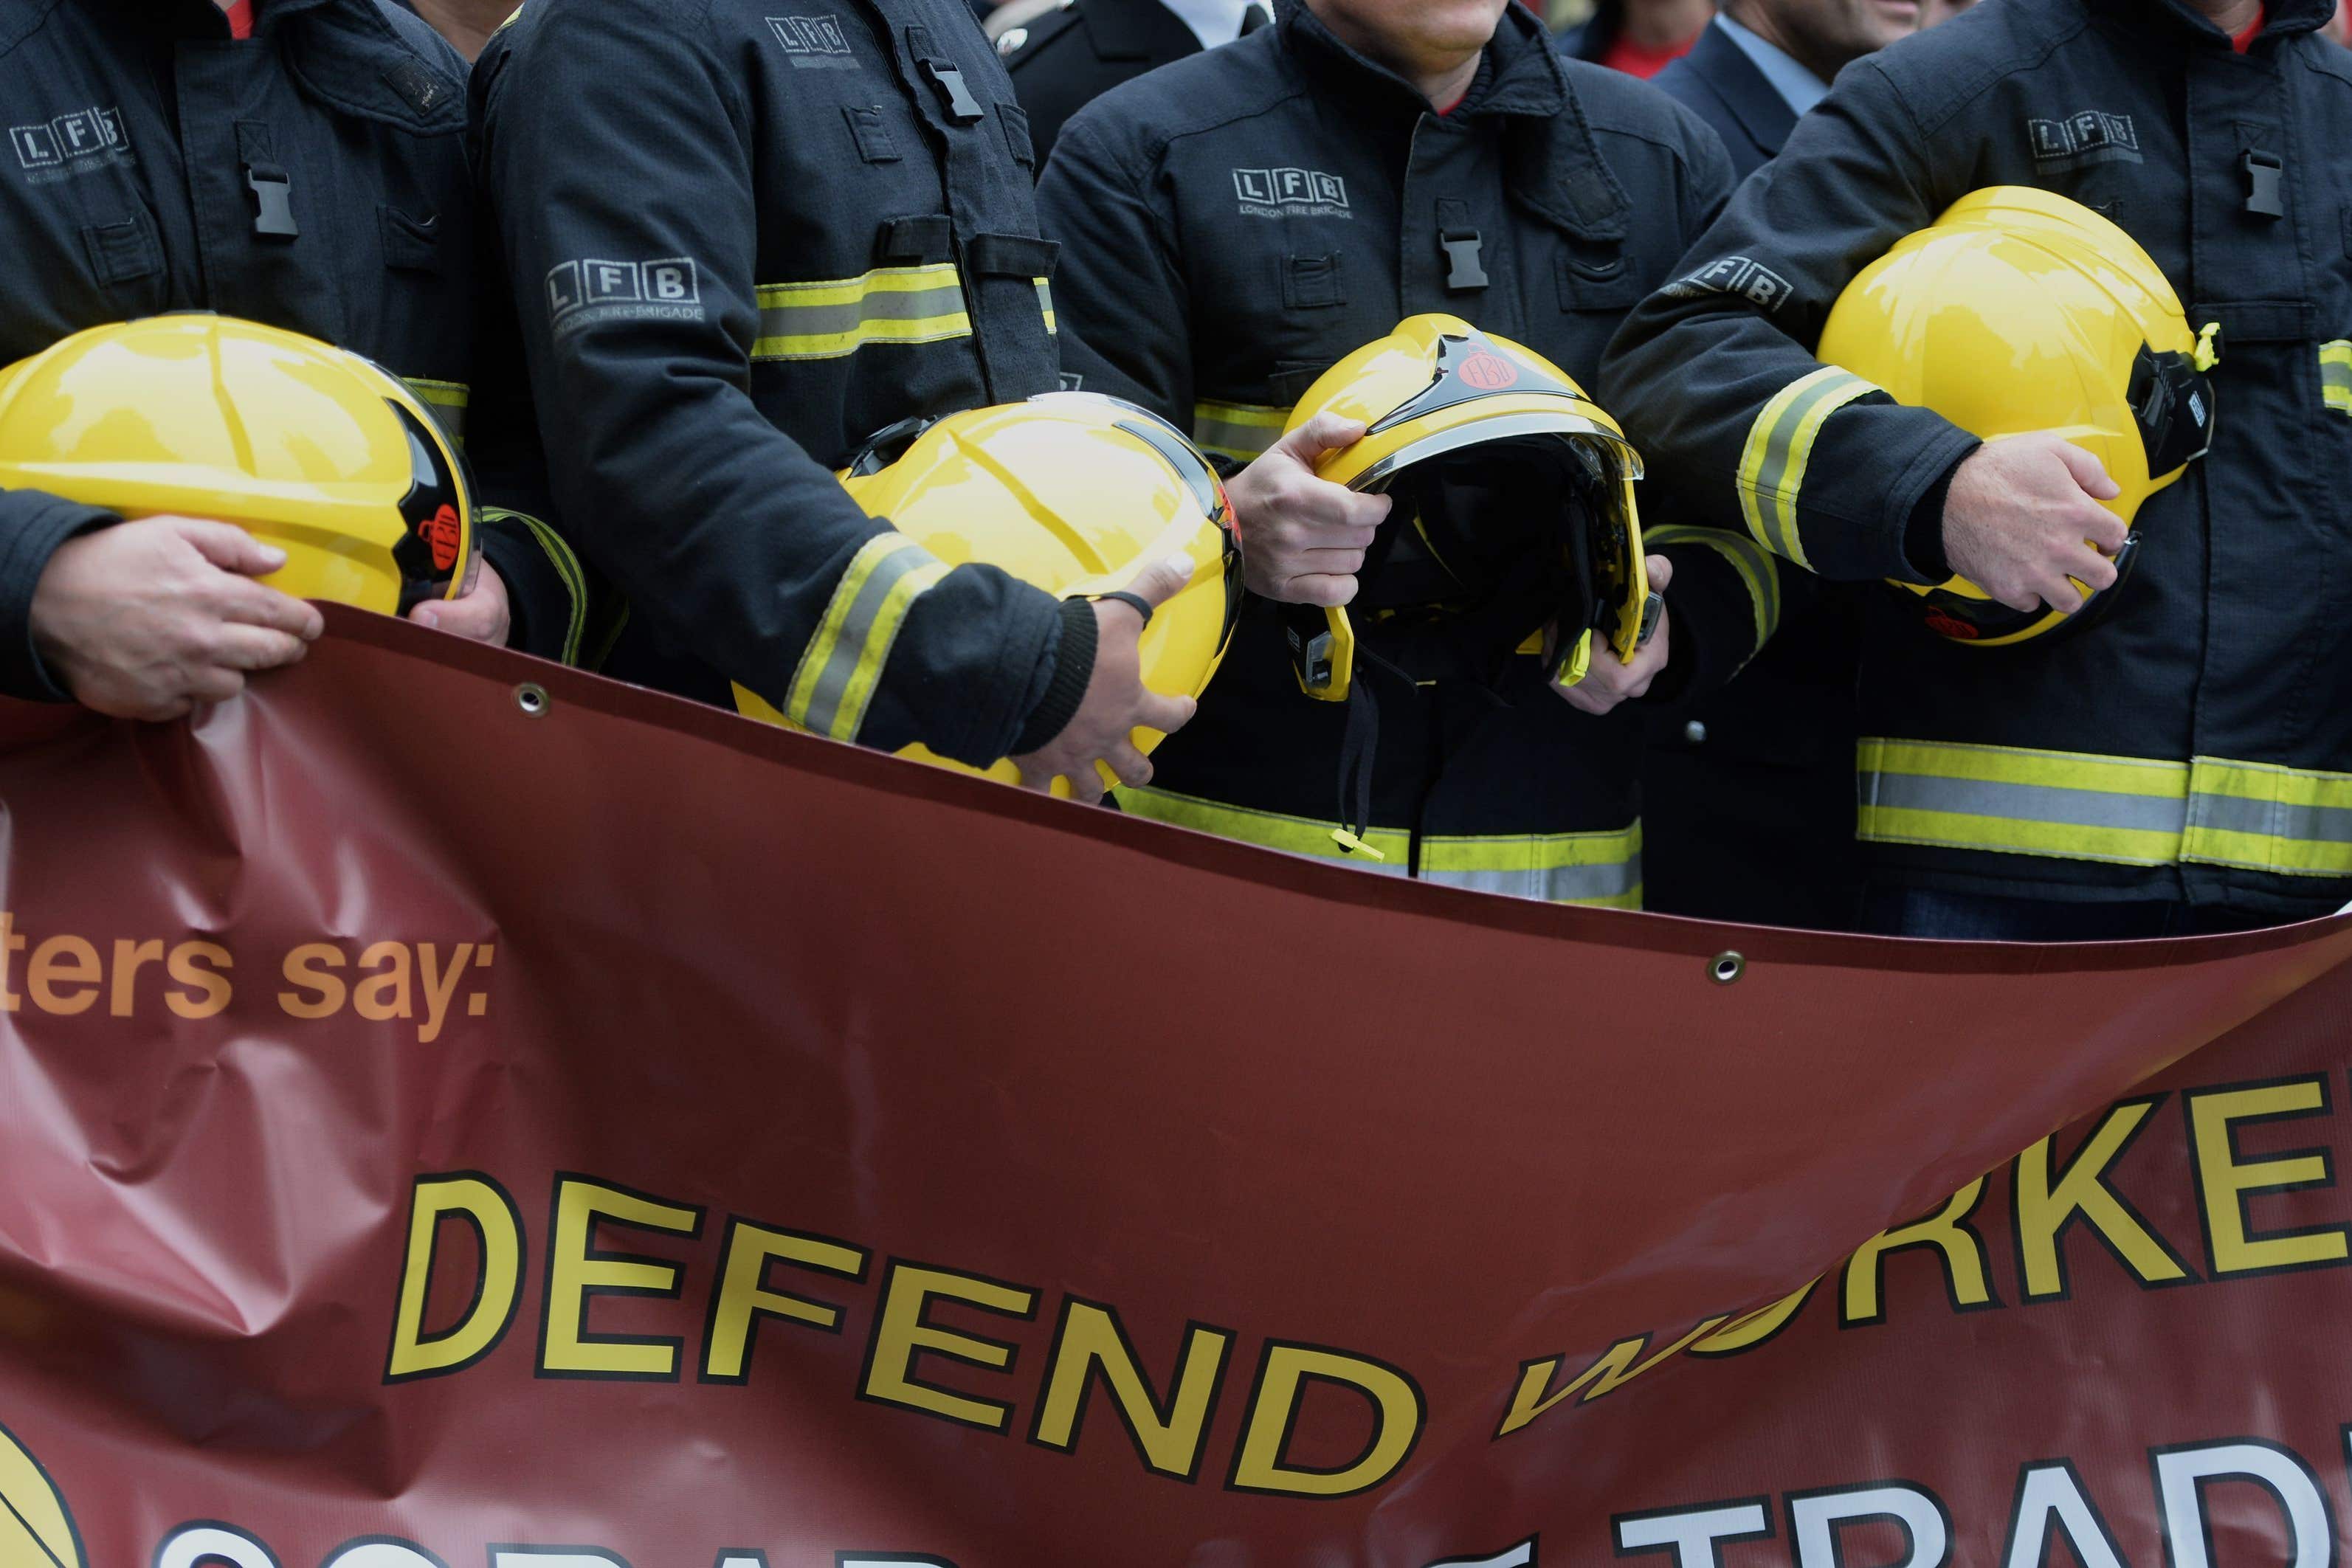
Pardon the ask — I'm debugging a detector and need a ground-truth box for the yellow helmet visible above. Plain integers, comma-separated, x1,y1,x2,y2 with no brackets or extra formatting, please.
0,314,480,614
1277,314,1652,701
734,392,1241,791
1818,187,2218,646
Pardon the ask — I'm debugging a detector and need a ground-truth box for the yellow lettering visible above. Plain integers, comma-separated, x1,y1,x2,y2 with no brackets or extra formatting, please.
277,943,348,1019
1843,1178,1998,1323
861,1262,1037,1431
1031,1299,1232,1478
1495,1316,1731,1437
108,939,164,1018
27,936,100,1015
164,941,232,1020
1230,1342,1424,1498
353,940,413,1023
2015,1096,2192,1299
385,1174,525,1380
701,1219,866,1382
539,1177,703,1378
2188,1078,2351,1276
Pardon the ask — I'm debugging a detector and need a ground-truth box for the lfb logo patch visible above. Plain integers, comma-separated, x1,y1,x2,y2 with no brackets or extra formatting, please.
768,15,858,67
1456,350,1520,391
10,106,125,172
2029,110,2142,170
1232,167,1351,219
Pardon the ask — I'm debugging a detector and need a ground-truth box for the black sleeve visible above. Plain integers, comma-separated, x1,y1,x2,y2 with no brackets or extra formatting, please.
475,0,1075,765
1033,113,1195,425
1600,59,1981,586
0,491,118,702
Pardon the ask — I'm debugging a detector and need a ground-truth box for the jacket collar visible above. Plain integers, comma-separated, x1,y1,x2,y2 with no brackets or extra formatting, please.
1086,0,1205,63
1278,0,1566,121
1682,16,1798,157
2103,0,2334,46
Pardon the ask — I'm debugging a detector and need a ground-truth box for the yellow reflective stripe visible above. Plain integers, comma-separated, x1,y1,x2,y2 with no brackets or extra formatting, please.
1857,738,2189,866
1193,400,1289,465
2322,341,2352,417
1035,277,1056,335
1117,785,1411,868
1420,823,1643,908
404,378,469,447
753,265,972,361
1735,367,1876,570
2184,757,2352,876
481,508,587,666
784,533,949,742
1645,523,1779,655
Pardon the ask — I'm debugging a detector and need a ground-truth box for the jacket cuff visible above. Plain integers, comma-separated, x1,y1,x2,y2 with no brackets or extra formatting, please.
480,510,590,664
1903,455,1968,583
1013,598,1098,754
0,495,120,702
1642,526,1783,704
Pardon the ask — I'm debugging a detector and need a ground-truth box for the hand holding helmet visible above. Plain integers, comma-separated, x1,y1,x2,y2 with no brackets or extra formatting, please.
29,515,325,720
1940,435,2128,616
1224,413,1394,607
1008,552,1203,803
1551,553,1673,715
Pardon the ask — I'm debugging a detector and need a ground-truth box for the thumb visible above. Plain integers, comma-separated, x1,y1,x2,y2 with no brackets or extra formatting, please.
173,518,285,577
1644,552,1674,593
2049,440,2122,501
1128,550,1198,612
1272,412,1368,466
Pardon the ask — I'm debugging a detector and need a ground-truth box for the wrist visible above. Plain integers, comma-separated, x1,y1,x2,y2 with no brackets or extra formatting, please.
1013,597,1099,753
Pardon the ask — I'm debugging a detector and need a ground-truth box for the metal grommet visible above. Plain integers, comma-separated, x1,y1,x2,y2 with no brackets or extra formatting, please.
1683,719,1708,746
515,683,551,719
1709,950,1745,986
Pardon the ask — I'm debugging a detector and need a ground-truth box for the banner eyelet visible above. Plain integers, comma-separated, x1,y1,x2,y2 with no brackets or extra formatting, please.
515,683,551,719
1710,951,1745,986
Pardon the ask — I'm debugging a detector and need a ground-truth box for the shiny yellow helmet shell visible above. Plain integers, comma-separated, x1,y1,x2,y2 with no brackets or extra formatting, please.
734,392,1241,790
1818,186,2218,646
0,314,480,614
1277,314,1652,700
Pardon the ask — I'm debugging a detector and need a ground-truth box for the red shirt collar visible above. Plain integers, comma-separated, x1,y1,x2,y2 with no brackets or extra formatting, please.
224,0,255,38
2233,4,2266,49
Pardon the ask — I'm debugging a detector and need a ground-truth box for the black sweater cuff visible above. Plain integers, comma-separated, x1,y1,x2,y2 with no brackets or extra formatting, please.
1904,458,1965,582
1013,597,1099,754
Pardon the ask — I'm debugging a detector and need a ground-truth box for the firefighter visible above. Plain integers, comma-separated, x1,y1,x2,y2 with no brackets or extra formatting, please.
1603,0,2352,939
1035,0,1783,905
472,0,1366,800
0,0,584,722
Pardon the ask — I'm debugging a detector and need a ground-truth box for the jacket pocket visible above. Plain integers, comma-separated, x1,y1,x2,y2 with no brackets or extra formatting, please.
997,102,1035,171
1556,245,1644,312
81,212,161,286
1280,252,1345,311
379,205,442,273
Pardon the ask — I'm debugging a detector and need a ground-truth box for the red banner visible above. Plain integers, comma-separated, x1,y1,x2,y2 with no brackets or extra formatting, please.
4,609,2351,1567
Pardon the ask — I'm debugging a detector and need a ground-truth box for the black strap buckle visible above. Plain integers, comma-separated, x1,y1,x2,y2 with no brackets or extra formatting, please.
1441,229,1489,291
922,60,986,123
2244,151,2286,218
246,163,298,239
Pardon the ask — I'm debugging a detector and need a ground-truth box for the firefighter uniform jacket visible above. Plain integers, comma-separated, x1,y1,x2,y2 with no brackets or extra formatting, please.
1604,0,2352,920
1037,2,1776,906
472,0,1090,767
0,0,587,702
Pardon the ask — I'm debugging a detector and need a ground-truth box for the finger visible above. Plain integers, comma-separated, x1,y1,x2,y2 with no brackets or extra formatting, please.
1066,764,1108,807
1278,480,1389,534
1556,683,1608,715
1123,551,1198,613
1985,580,2042,614
2069,505,2130,554
1013,761,1057,794
1295,547,1368,576
1644,553,1674,593
1106,742,1153,789
1274,412,1370,464
170,518,288,578
1286,573,1359,609
1136,691,1197,736
2062,546,2120,593
2049,439,2123,502
186,666,246,705
211,578,325,639
416,593,509,644
209,625,310,672
2037,573,2092,615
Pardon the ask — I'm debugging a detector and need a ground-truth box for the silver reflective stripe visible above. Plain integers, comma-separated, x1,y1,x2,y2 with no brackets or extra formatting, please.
1424,854,1642,904
762,289,963,336
1863,772,2190,837
2323,341,2352,416
796,543,944,739
2187,791,2352,848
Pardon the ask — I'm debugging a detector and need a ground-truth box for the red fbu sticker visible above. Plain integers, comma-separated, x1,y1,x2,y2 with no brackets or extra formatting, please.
1457,350,1520,390
418,505,463,574
1925,608,1981,640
